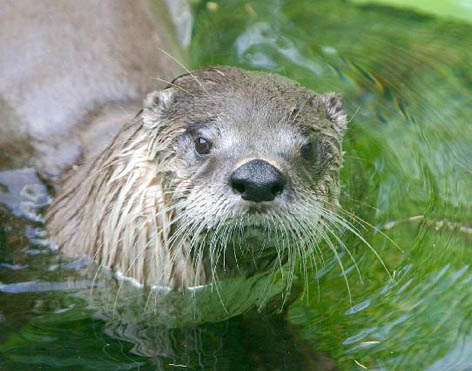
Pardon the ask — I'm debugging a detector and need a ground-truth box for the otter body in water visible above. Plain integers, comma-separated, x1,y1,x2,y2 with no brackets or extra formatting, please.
0,0,184,175
47,66,347,288
0,1,347,290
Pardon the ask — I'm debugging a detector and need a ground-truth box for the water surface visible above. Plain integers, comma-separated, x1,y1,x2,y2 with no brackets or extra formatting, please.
1,0,472,369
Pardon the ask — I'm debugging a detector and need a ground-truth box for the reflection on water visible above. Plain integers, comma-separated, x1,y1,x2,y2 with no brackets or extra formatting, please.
1,0,472,369
0,169,50,223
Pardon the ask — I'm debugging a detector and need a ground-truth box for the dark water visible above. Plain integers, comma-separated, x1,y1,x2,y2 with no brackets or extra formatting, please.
1,0,472,369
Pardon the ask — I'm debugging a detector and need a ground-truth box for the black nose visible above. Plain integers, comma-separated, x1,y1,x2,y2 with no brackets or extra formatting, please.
230,159,286,202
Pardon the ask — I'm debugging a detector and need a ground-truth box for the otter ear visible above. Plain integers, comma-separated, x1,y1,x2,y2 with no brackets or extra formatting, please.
142,88,175,128
322,93,347,135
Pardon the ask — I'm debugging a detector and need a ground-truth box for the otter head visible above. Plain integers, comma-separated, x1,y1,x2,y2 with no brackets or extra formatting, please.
141,67,347,282
47,66,347,289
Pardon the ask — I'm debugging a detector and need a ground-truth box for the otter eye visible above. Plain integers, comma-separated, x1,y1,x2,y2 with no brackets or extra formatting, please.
195,137,212,155
301,142,315,161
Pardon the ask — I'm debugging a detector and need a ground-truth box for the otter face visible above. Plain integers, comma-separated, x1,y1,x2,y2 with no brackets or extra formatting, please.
142,66,347,278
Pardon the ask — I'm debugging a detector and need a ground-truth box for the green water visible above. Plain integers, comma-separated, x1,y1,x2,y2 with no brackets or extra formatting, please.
1,0,472,369
190,0,472,369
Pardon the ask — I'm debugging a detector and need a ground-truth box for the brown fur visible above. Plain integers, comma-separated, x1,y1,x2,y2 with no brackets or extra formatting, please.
0,0,184,176
47,66,347,289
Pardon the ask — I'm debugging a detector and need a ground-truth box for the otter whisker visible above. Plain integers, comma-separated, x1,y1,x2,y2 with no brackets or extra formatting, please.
281,212,320,298
294,189,383,276
218,219,233,274
265,211,286,281
151,77,196,97
322,219,364,284
232,215,246,274
157,47,210,95
317,205,391,279
278,221,299,303
294,201,362,284
347,104,362,124
286,213,322,283
319,226,353,304
329,202,402,252
274,212,296,289
166,202,203,247
207,201,231,271
191,219,231,311
208,203,234,283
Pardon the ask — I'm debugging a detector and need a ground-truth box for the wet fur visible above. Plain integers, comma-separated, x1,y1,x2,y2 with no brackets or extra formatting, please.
47,66,348,289
0,0,183,177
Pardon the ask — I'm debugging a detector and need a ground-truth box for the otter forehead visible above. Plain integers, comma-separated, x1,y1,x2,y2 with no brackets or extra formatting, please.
175,67,337,126
165,68,337,157
170,66,327,128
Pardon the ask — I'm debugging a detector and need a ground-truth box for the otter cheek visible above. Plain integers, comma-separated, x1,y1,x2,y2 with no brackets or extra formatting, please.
192,156,227,184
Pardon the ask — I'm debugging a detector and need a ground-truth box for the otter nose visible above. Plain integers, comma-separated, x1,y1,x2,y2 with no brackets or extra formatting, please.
230,159,286,202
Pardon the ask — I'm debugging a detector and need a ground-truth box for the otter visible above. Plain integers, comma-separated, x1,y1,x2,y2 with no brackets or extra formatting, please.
0,1,347,291
47,66,347,288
